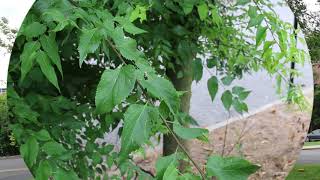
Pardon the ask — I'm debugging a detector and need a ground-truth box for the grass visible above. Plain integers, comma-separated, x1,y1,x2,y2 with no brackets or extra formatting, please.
304,141,320,147
286,164,320,180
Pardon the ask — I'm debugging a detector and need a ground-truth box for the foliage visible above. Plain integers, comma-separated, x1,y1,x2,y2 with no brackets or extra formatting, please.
8,0,308,179
286,0,320,62
285,0,320,34
310,85,320,131
306,32,320,62
0,17,17,53
0,93,19,156
286,0,320,131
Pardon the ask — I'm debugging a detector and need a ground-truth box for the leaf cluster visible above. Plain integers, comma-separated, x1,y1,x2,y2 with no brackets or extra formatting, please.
7,0,308,179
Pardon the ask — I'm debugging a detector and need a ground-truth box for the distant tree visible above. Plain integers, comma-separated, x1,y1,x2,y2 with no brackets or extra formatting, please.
0,17,17,53
8,0,308,179
287,0,320,133
0,17,18,156
286,0,320,62
286,0,320,34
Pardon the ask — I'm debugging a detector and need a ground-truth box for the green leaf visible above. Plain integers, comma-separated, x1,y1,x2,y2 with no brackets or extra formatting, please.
232,86,245,95
248,6,258,18
156,153,179,179
140,75,180,114
256,26,267,47
12,102,39,124
221,75,234,86
114,16,147,35
35,160,52,180
236,0,251,5
221,90,233,110
178,112,199,126
78,28,101,66
192,58,203,83
36,51,60,91
207,58,217,68
232,86,251,100
43,9,71,32
119,104,159,162
20,41,41,81
178,173,201,180
208,76,219,101
95,65,137,114
35,129,51,141
23,22,47,38
39,34,63,76
42,141,67,156
20,136,39,168
159,101,170,120
173,122,209,142
197,3,208,20
110,27,143,61
232,98,243,113
239,91,251,101
206,155,260,180
130,5,147,23
53,168,79,180
241,102,248,112
172,25,190,36
211,6,223,25
163,162,179,180
180,0,197,14
92,152,103,165
263,41,276,52
248,14,264,28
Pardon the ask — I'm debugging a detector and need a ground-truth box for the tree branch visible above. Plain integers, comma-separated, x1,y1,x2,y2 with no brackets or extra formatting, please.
107,38,207,179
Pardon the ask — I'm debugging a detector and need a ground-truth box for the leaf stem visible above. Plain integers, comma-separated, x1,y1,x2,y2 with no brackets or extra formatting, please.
107,38,206,179
106,39,128,65
160,115,206,179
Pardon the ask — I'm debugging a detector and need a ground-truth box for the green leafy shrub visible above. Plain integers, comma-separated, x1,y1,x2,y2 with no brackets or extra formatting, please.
310,85,320,131
0,93,18,156
7,0,308,179
306,32,320,63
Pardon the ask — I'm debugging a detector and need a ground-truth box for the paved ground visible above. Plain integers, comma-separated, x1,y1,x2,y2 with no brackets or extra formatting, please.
0,158,31,180
1,150,319,180
296,149,320,164
190,63,313,127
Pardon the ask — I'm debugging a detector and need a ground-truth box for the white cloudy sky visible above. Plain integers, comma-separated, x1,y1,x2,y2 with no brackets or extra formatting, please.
0,0,319,88
0,0,34,87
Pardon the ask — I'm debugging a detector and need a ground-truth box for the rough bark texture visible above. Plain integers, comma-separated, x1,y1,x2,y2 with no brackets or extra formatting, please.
313,63,320,85
164,62,193,156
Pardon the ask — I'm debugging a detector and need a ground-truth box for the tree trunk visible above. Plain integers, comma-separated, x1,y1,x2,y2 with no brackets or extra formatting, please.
164,61,193,156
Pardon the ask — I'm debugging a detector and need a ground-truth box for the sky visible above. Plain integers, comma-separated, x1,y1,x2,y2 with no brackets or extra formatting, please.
305,0,320,12
0,0,34,88
0,0,319,88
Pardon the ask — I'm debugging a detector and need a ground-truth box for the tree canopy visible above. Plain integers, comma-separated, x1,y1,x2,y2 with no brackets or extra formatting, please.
7,0,308,179
286,0,320,62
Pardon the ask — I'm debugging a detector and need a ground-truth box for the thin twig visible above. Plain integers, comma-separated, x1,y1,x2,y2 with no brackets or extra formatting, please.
106,39,127,65
107,39,207,179
160,115,207,179
221,112,230,156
